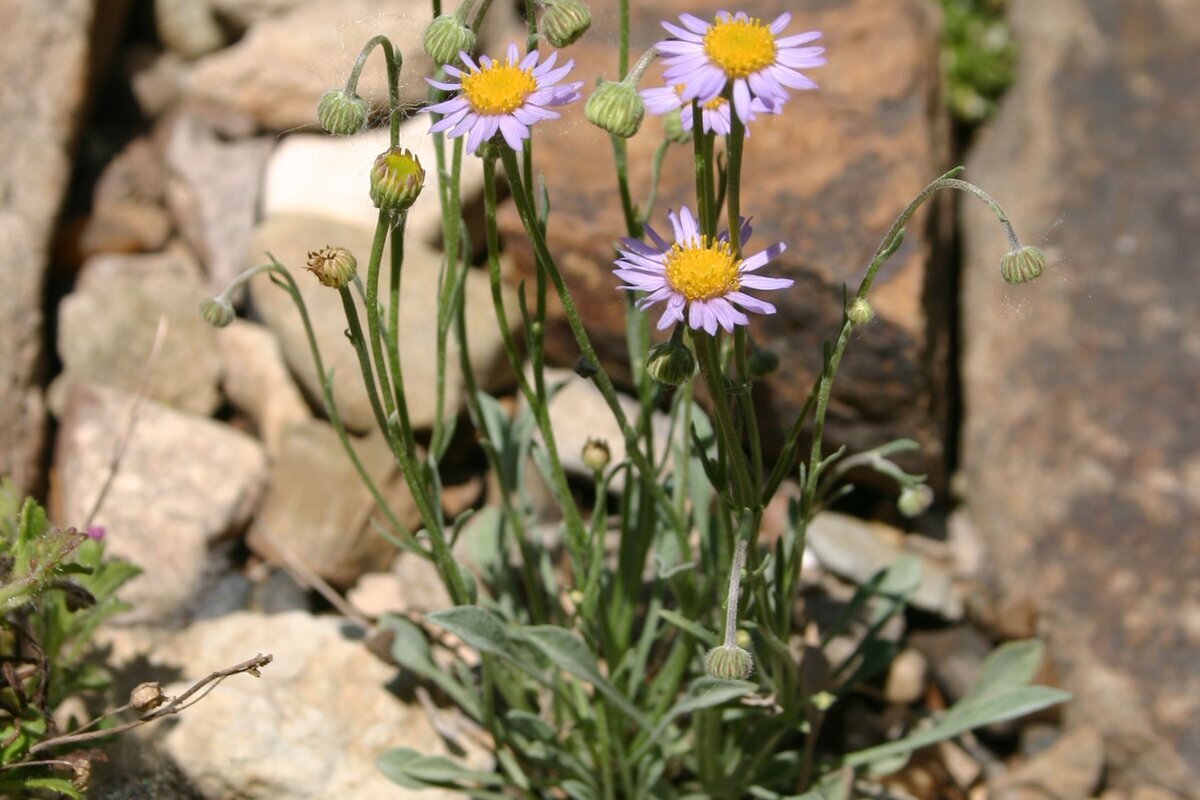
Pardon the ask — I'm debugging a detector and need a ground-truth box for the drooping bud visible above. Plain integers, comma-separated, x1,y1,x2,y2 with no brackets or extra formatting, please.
423,13,477,65
585,80,645,138
199,297,235,328
1000,245,1046,284
541,0,591,48
306,246,358,289
317,89,368,136
897,484,934,518
747,348,779,378
662,108,691,144
370,147,425,212
704,644,754,680
646,340,695,386
847,297,874,326
581,437,611,474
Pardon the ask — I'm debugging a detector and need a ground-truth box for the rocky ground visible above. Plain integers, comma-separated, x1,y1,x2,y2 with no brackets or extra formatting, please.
0,0,1195,797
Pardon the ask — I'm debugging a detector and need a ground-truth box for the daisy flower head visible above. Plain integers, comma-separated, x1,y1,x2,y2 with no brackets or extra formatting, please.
425,43,584,154
614,207,791,335
656,11,825,125
641,83,773,136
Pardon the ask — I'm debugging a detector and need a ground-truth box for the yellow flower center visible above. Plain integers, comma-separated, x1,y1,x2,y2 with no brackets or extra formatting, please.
701,96,728,111
664,236,741,302
703,17,776,79
461,61,537,115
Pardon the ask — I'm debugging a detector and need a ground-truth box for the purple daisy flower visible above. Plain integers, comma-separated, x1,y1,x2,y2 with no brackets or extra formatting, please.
655,11,825,125
614,207,791,335
425,43,584,153
641,83,773,135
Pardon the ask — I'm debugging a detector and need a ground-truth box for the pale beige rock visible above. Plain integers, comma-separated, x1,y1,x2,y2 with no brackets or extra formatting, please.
883,647,927,705
989,726,1105,800
247,213,517,433
247,419,419,586
153,612,484,799
51,383,267,622
155,0,226,58
52,245,223,418
348,555,452,618
216,320,312,455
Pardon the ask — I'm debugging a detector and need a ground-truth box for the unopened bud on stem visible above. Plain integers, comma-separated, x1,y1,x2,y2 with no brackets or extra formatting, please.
317,89,368,135
704,540,753,680
306,246,357,289
541,0,591,47
423,4,477,65
1000,244,1046,284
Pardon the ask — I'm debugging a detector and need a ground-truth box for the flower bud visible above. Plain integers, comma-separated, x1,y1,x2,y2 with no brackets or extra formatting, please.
846,297,874,326
585,81,644,138
704,645,754,681
662,109,691,144
1000,245,1046,284
747,348,778,378
541,0,591,47
897,484,934,518
423,13,477,65
130,681,165,712
306,246,357,289
370,147,425,212
646,340,695,386
317,89,368,136
199,297,235,328
581,437,611,473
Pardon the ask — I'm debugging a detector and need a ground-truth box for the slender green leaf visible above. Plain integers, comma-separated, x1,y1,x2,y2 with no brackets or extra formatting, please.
427,606,513,659
959,639,1045,705
377,747,503,789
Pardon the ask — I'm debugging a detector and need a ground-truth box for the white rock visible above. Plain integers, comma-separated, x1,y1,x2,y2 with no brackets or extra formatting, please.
216,320,312,455
152,612,482,799
51,383,267,622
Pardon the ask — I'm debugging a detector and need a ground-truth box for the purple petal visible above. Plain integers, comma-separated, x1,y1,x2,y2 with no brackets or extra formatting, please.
740,274,793,291
727,291,776,315
679,13,711,34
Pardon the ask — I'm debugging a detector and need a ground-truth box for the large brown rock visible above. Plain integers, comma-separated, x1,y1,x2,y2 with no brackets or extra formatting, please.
0,0,96,493
497,0,951,475
960,0,1200,793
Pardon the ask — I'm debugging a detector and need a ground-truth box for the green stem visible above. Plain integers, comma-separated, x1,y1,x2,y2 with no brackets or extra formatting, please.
363,210,397,422
693,333,754,510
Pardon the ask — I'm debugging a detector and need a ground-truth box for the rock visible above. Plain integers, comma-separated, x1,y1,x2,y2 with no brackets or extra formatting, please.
249,567,312,615
262,119,484,249
165,113,274,293
959,0,1200,790
0,0,98,493
496,0,951,481
989,726,1105,800
216,320,312,455
207,0,314,33
247,419,419,586
348,554,453,618
1133,788,1186,800
51,245,223,417
806,512,964,620
907,625,993,707
147,612,481,799
533,368,672,492
127,45,188,119
50,383,268,622
183,0,440,132
155,0,226,58
247,213,517,433
884,647,928,705
79,201,173,256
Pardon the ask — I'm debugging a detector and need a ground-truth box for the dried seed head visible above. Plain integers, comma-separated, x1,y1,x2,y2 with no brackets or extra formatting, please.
199,297,235,328
306,246,358,289
581,437,611,473
130,681,166,712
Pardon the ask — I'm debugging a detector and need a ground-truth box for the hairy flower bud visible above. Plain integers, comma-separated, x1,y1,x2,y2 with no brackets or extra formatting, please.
646,340,695,386
317,89,368,136
704,645,754,681
897,484,934,518
541,0,591,47
1000,245,1046,284
662,109,691,144
370,147,425,212
585,80,645,138
846,297,874,326
199,297,235,328
581,437,611,473
306,246,357,289
423,13,477,65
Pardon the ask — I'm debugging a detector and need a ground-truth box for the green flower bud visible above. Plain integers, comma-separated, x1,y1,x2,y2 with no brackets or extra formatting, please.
541,0,591,48
662,108,691,144
747,348,779,378
306,245,357,289
1000,245,1046,284
847,297,874,326
317,89,367,136
704,645,754,681
423,13,477,65
370,147,425,212
199,297,235,328
897,484,934,518
646,340,695,386
581,437,611,473
585,80,644,138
